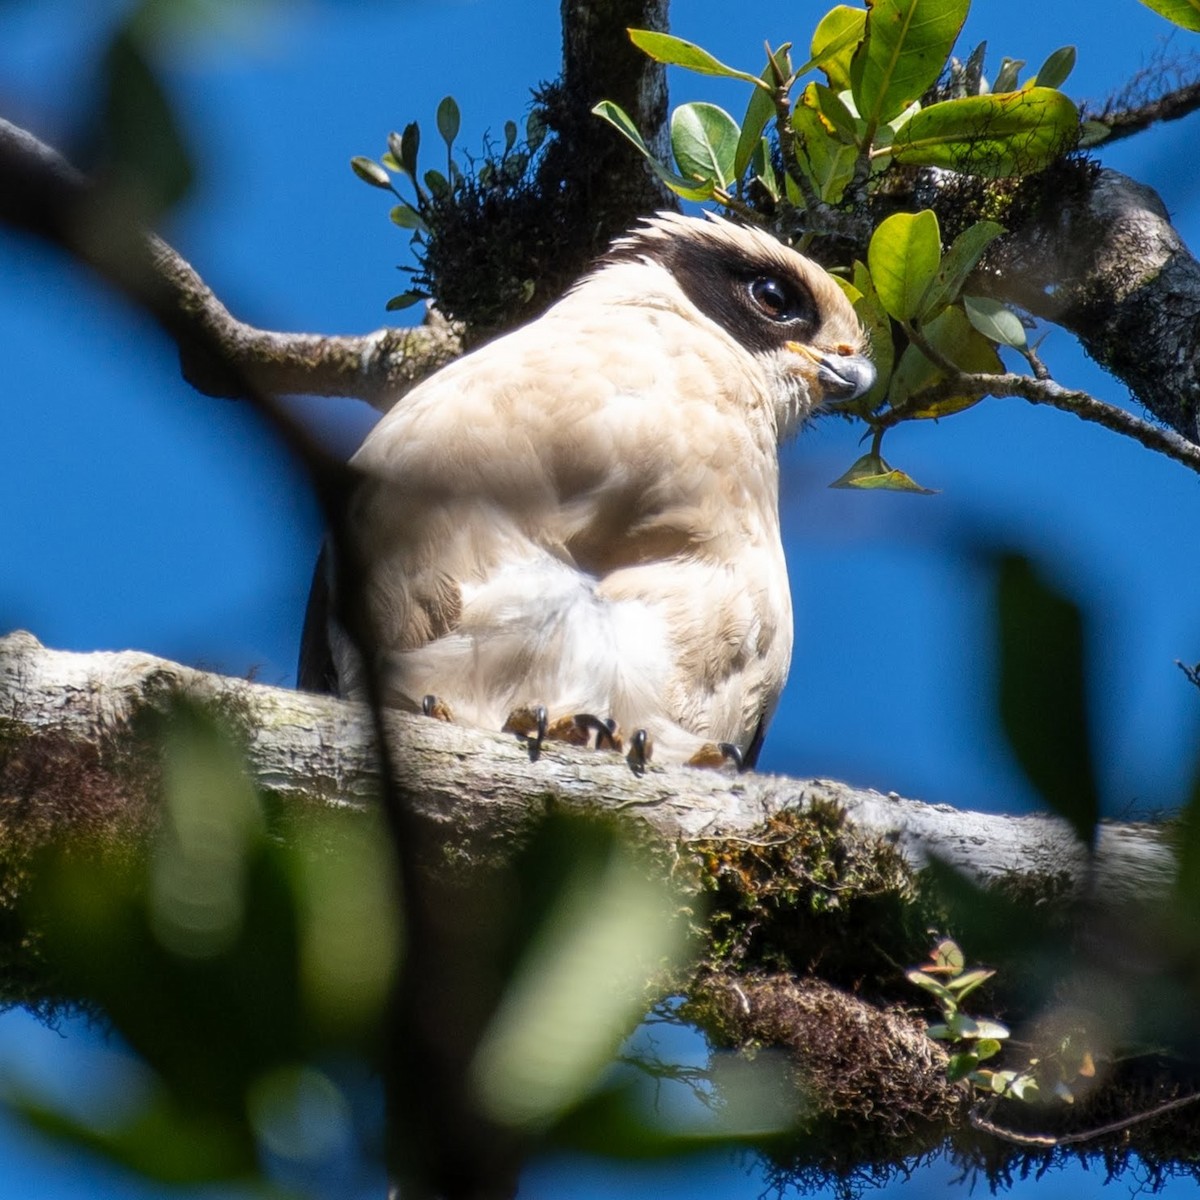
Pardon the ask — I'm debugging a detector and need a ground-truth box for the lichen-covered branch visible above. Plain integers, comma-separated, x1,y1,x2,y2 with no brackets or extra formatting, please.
0,632,1175,904
0,117,461,413
983,168,1200,444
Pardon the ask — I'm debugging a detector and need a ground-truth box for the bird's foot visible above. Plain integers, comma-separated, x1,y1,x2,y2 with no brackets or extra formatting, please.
421,694,454,722
546,713,623,752
502,704,550,758
686,741,745,772
502,707,624,760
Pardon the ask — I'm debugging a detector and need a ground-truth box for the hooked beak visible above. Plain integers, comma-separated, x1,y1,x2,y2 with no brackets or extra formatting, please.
785,341,876,403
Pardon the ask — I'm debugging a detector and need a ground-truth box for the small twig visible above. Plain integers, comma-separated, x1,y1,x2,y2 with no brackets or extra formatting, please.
1092,79,1200,146
877,332,1200,476
971,1087,1200,1148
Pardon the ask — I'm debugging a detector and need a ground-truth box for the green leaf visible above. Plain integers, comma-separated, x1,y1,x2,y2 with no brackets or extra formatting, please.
963,294,1026,347
734,62,780,180
436,95,460,148
750,138,781,200
1137,0,1200,32
974,1038,1003,1062
386,291,426,311
469,821,685,1129
812,82,860,143
830,452,938,493
389,203,428,233
889,88,1080,177
671,102,740,188
592,100,716,201
850,0,970,131
847,262,895,410
904,968,955,1002
919,219,1005,318
792,93,858,203
99,27,195,217
1079,119,1111,148
946,1052,979,1081
626,28,764,85
424,169,451,198
892,304,1002,413
393,123,420,177
504,120,518,153
996,554,1100,848
947,967,995,999
992,56,1024,93
930,938,965,972
351,156,393,190
868,209,941,321
808,5,867,91
1034,45,1076,89
526,110,548,152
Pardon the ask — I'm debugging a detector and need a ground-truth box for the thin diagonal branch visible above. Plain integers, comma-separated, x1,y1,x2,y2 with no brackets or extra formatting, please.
0,116,461,413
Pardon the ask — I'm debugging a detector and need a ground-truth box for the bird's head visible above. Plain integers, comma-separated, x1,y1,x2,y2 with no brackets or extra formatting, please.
598,212,875,439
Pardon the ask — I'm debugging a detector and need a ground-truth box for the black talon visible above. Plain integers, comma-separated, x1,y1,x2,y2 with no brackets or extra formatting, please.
534,704,548,747
717,742,745,772
628,728,649,775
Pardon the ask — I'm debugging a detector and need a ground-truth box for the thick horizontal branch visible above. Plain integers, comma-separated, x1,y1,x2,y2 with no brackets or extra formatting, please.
0,631,1175,905
984,168,1200,444
0,116,460,412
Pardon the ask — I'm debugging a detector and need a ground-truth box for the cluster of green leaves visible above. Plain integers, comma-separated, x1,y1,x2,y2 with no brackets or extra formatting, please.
906,938,1012,1086
352,96,549,312
594,0,1086,491
908,938,1099,1103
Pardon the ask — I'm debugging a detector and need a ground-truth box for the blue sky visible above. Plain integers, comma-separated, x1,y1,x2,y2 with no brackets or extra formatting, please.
2,0,1200,1195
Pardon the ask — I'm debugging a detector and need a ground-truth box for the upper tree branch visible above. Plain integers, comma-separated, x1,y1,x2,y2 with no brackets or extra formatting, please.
0,117,461,413
1092,77,1200,145
981,168,1200,444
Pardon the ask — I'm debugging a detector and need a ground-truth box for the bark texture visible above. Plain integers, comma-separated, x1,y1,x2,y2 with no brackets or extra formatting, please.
0,632,1175,903
986,167,1200,442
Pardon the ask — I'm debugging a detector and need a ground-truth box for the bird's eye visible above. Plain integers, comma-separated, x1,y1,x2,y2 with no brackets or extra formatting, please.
749,276,803,322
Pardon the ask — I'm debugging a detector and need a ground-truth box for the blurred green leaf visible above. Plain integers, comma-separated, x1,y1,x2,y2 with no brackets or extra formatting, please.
671,101,740,188
436,95,461,148
996,554,1100,848
850,0,970,130
1137,0,1200,31
963,294,1026,347
868,209,941,322
627,27,764,85
98,27,194,217
890,88,1080,177
470,821,685,1130
1034,45,1077,88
